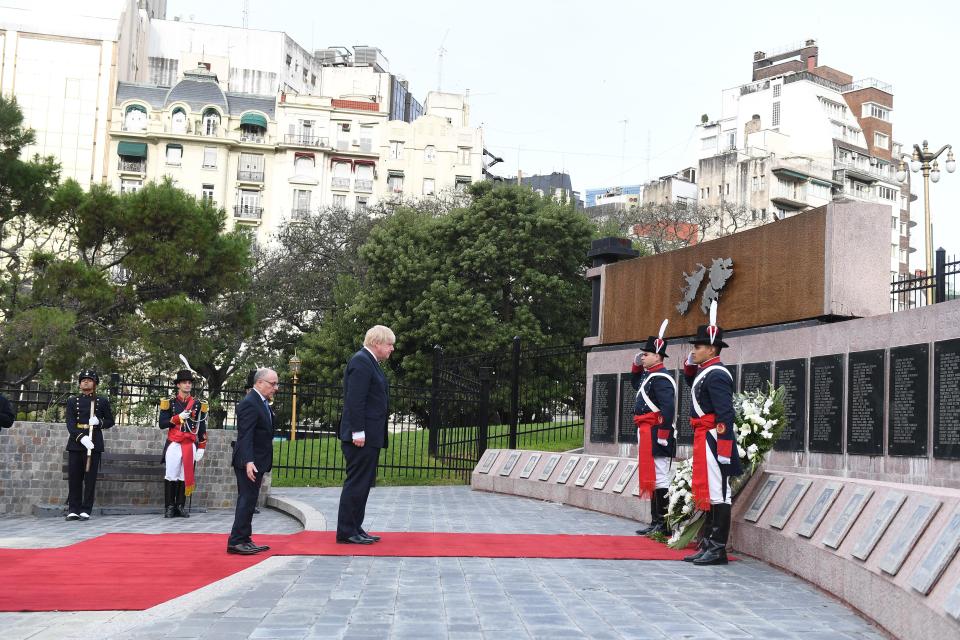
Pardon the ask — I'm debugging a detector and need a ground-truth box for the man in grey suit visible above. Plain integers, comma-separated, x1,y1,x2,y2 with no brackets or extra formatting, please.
227,368,278,555
336,325,394,544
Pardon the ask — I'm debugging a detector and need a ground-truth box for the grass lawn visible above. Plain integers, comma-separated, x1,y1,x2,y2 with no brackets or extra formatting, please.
270,422,584,488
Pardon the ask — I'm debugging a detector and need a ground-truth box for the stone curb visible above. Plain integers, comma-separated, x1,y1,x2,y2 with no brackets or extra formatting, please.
265,494,327,531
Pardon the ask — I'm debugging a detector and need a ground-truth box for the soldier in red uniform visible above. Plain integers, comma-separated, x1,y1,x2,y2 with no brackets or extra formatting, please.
158,369,207,518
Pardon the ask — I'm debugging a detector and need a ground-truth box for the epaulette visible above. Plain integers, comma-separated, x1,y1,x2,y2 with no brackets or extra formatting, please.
159,398,170,411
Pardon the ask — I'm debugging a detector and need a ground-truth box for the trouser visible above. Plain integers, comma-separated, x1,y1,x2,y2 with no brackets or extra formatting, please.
336,442,380,539
704,432,731,505
164,442,196,481
67,450,101,514
654,457,671,489
228,467,263,546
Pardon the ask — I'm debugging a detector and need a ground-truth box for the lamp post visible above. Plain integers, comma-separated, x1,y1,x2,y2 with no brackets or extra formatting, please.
288,354,301,441
896,140,955,303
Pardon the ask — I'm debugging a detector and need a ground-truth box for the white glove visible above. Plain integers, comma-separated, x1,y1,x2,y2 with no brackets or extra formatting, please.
658,439,668,447
633,352,643,367
195,448,205,462
718,456,731,464
178,411,191,422
89,416,100,426
80,435,94,451
686,352,695,366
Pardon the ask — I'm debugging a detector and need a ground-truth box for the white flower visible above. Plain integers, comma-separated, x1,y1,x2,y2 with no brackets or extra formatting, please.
762,430,773,439
747,443,759,457
737,445,747,459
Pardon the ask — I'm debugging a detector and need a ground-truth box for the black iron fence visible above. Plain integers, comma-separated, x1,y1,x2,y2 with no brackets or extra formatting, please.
890,248,959,311
1,339,587,484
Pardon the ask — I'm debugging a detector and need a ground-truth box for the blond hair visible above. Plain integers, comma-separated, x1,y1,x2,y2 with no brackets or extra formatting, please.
363,325,396,347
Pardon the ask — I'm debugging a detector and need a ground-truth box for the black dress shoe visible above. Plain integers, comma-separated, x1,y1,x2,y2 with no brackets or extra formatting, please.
359,531,381,542
336,534,374,545
248,542,271,552
226,542,261,555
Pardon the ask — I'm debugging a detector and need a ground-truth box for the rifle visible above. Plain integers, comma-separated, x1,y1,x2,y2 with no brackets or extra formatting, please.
84,398,95,472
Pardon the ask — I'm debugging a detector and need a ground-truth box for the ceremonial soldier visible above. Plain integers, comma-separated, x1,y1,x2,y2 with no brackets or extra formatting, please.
682,301,740,565
65,369,115,521
632,319,677,537
158,369,208,518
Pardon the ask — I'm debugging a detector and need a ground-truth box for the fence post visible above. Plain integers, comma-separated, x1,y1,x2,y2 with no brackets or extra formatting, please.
935,247,947,304
477,366,491,459
429,345,441,456
509,336,520,449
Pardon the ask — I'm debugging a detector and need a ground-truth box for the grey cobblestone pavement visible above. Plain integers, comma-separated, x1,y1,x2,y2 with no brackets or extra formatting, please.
1,486,888,640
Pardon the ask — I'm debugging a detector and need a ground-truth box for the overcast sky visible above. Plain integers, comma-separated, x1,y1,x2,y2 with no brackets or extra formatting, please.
42,0,960,267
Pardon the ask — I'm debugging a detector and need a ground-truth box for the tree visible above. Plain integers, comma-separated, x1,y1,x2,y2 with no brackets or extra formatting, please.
300,182,594,387
616,201,759,255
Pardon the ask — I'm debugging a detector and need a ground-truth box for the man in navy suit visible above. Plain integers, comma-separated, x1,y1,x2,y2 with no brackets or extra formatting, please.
336,325,394,544
227,368,277,555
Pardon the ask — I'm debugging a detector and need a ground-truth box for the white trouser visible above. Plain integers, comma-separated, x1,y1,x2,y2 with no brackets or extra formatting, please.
164,442,196,481
705,431,731,505
654,457,671,490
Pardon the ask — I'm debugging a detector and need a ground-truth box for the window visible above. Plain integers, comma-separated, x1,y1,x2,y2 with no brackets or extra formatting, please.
760,208,767,220
424,145,436,162
286,54,292,66
239,153,264,180
171,108,187,134
387,172,404,193
701,136,716,150
311,73,316,86
810,182,831,199
165,144,183,165
878,185,897,201
423,178,435,196
389,141,404,159
354,163,374,191
819,97,847,119
772,84,781,98
751,176,760,192
458,147,471,164
772,101,781,127
891,216,898,230
864,103,891,121
725,131,736,150
725,183,730,196
874,132,890,150
302,69,308,82
332,194,346,208
359,125,373,152
237,189,261,218
120,178,142,194
201,184,214,204
292,189,311,213
455,176,471,192
899,248,908,263
123,105,147,132
202,147,217,168
202,109,220,136
294,154,314,175
355,196,368,211
705,186,710,198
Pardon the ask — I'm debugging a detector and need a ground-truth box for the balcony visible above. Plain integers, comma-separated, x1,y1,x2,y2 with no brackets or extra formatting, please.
290,208,312,220
239,133,266,144
233,205,263,221
331,177,351,190
237,170,265,183
284,134,328,148
355,179,373,192
118,159,146,174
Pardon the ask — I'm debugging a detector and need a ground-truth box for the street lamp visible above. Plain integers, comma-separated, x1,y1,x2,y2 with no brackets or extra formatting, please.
288,354,301,441
896,140,955,302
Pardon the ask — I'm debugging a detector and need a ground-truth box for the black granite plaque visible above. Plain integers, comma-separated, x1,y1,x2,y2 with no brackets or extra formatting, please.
774,359,807,452
590,374,617,443
618,373,638,444
934,338,960,460
888,344,929,457
847,349,885,455
674,369,693,445
741,362,772,395
809,354,845,454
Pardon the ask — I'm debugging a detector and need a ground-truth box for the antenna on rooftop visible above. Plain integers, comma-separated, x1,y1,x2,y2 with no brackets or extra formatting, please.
242,0,249,28
437,28,450,91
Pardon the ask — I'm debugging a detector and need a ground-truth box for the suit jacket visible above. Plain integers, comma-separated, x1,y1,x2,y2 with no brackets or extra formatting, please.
233,391,274,471
339,348,389,449
0,394,13,430
65,394,114,452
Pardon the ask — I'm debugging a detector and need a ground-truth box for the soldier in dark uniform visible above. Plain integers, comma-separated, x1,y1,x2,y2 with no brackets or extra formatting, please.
632,319,677,537
0,392,14,430
682,301,740,565
158,369,207,518
65,370,115,521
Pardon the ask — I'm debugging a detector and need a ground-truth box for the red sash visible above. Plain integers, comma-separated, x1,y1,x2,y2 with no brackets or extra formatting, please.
633,412,661,497
168,396,198,496
691,413,716,511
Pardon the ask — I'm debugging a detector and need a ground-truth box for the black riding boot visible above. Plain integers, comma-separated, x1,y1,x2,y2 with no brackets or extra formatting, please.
636,492,660,535
683,508,713,562
651,488,671,536
164,480,177,518
694,503,730,565
175,481,190,518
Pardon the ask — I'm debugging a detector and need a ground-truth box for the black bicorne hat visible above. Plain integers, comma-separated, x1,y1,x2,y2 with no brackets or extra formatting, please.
78,369,99,385
174,369,196,384
641,335,669,357
689,324,729,348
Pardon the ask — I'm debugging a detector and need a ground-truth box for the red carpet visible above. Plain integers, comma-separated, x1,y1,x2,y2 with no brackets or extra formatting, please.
0,531,698,612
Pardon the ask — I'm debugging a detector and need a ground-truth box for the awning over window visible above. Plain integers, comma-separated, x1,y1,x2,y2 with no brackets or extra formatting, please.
294,152,315,160
117,141,148,158
125,104,147,114
330,157,353,165
354,159,376,166
166,143,183,150
240,112,267,129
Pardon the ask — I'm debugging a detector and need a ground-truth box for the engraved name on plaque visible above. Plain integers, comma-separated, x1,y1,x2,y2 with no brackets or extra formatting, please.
519,453,542,479
852,491,907,561
879,497,942,576
556,456,581,484
499,451,522,476
908,507,960,595
822,487,873,549
774,358,807,452
796,482,842,538
612,462,638,494
618,373,638,444
590,374,617,443
477,449,500,474
888,344,929,457
934,338,960,460
847,350,885,456
538,454,562,481
769,479,813,530
809,354,844,454
593,459,620,490
741,362,772,395
574,458,599,487
744,475,784,523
